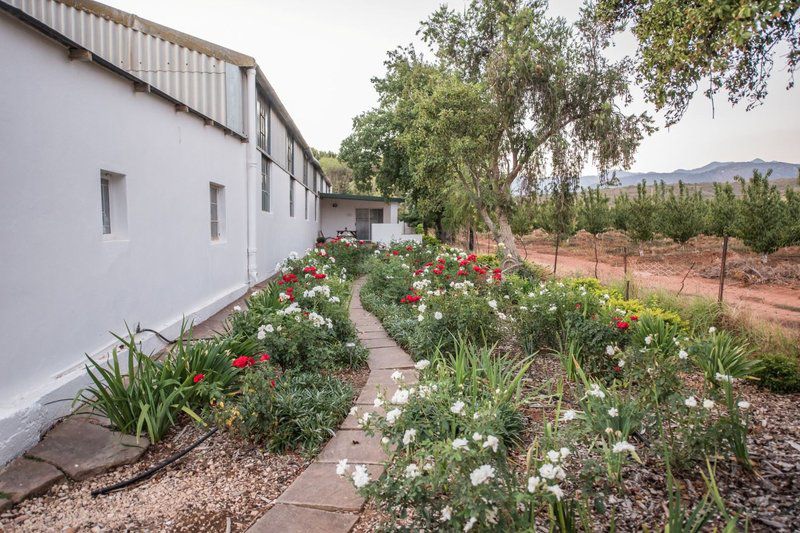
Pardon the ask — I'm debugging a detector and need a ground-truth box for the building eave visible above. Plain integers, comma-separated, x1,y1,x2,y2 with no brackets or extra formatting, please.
320,192,404,203
0,2,247,140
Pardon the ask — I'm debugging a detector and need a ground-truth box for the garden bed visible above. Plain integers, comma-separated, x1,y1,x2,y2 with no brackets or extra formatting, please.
342,242,800,531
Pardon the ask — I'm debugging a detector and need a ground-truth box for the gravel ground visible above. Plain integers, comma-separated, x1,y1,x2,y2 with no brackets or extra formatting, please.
0,365,370,533
0,422,307,532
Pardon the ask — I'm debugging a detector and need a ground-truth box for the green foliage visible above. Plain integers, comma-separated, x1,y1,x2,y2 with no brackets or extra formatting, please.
76,330,203,443
343,0,652,261
627,180,657,243
352,341,526,531
706,182,738,238
755,353,800,394
611,193,631,232
577,186,611,236
735,170,787,257
692,330,761,388
593,0,800,125
224,368,355,456
660,181,707,244
422,234,440,247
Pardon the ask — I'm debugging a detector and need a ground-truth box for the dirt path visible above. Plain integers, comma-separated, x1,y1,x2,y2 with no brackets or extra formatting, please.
523,249,800,329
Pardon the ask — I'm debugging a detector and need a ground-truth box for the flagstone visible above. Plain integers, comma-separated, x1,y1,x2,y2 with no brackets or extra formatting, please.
276,462,383,512
360,337,398,349
26,418,149,481
249,504,359,533
0,457,64,503
317,430,387,464
367,347,416,370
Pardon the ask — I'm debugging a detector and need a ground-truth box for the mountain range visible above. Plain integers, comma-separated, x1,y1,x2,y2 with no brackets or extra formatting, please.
581,159,799,188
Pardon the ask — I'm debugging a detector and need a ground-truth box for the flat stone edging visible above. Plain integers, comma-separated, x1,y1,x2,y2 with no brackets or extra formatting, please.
248,277,416,533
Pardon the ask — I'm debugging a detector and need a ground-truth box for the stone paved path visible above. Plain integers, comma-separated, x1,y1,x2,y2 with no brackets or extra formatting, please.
249,277,415,533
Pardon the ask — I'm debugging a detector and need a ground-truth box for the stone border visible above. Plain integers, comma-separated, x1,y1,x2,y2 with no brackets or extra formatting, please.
249,277,416,532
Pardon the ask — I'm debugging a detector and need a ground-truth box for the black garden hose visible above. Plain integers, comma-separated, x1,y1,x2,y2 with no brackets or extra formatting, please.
91,427,218,496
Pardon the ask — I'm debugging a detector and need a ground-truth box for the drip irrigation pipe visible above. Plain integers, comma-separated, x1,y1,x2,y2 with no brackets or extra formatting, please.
91,427,218,497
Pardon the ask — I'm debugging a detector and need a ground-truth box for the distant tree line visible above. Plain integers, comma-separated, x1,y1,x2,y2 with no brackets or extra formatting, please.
511,169,800,273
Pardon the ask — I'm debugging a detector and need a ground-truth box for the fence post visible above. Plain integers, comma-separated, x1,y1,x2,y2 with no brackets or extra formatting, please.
623,246,630,300
553,233,560,275
718,235,729,303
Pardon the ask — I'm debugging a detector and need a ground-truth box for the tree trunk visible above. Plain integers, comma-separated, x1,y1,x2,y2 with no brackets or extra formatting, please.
478,209,521,264
468,225,475,251
718,235,729,303
553,233,560,274
435,218,444,242
593,234,599,279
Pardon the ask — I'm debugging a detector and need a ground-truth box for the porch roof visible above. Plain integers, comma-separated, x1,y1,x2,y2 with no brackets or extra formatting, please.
320,192,404,203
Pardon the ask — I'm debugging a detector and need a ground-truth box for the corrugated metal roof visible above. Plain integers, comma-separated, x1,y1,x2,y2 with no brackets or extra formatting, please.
1,0,329,183
5,0,236,129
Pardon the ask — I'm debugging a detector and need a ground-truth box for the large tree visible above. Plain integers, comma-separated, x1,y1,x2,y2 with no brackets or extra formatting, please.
593,0,800,125
342,0,651,263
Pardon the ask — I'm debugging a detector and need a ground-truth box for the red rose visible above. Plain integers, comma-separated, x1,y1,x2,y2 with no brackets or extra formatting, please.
232,356,255,368
270,379,276,388
406,246,413,251
467,254,477,262
630,315,639,321
193,373,205,383
303,266,317,273
259,353,271,362
313,273,327,279
616,321,630,330
392,250,399,256
614,365,622,372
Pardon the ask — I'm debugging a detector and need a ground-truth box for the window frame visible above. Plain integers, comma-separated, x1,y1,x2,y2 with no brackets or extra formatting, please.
100,176,111,235
261,156,271,212
289,178,295,217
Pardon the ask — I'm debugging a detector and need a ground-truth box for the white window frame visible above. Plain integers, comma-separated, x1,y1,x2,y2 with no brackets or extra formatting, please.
100,170,128,240
210,183,226,241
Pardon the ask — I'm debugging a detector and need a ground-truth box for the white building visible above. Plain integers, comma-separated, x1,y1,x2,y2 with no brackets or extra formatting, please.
0,0,416,464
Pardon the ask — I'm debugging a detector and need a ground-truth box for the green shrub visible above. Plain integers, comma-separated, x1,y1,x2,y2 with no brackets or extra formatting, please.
407,291,502,357
76,331,202,443
225,368,355,455
422,234,440,247
692,331,761,388
755,354,800,393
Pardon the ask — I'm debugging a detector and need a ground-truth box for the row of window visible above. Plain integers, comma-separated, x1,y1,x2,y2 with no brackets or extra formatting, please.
256,95,326,194
99,165,320,242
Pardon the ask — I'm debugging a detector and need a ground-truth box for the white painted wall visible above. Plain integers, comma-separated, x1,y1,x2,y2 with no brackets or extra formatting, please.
0,14,249,463
371,224,423,244
319,198,399,239
254,159,321,279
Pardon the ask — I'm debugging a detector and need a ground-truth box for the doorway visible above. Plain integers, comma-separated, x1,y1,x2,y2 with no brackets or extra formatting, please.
355,208,384,241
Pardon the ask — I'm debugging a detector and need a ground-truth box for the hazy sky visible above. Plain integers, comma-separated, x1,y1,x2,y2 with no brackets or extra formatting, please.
106,0,800,173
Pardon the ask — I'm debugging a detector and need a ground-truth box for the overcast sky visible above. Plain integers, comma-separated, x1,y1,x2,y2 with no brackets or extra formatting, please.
106,0,800,174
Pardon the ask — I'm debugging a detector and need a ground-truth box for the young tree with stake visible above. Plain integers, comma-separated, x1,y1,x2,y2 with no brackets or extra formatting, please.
577,186,612,277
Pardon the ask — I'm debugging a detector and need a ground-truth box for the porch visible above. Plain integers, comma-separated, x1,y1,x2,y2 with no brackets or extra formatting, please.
319,193,421,244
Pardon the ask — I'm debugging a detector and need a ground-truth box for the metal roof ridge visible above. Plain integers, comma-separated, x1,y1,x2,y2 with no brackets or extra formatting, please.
57,0,257,67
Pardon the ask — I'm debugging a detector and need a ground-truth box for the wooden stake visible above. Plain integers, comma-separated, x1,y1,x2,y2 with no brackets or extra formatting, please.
718,235,729,303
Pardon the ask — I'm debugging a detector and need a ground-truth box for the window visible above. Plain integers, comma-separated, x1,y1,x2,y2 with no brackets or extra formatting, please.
100,177,111,234
314,194,317,221
261,157,270,212
210,183,225,240
100,170,128,239
287,135,295,174
304,189,309,220
256,97,267,151
303,154,308,186
313,169,317,193
289,178,295,217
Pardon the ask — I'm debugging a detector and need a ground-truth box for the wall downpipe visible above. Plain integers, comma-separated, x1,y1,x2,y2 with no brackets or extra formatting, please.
245,67,259,286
